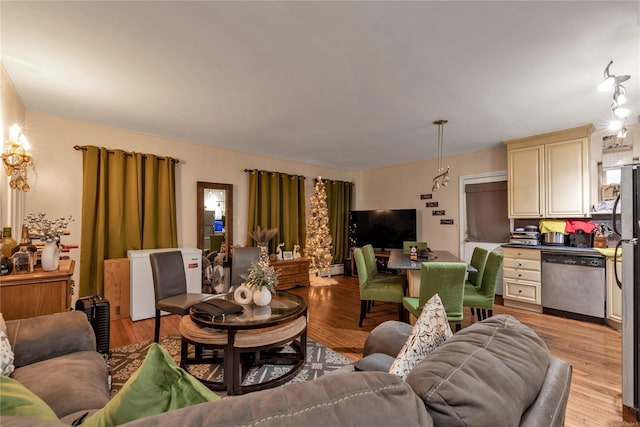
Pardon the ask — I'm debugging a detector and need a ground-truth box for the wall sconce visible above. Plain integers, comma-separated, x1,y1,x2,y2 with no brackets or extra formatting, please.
431,119,450,192
2,124,34,192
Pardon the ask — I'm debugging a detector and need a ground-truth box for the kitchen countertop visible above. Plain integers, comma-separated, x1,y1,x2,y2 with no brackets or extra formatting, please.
501,243,605,256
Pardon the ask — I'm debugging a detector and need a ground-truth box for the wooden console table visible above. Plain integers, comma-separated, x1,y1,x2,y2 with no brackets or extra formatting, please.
270,258,310,290
0,259,75,320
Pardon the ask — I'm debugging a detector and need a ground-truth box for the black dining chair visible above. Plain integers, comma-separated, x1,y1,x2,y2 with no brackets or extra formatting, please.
230,247,261,288
149,251,210,343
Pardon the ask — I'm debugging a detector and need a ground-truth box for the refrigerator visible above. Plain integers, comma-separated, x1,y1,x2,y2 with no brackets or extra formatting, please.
127,247,202,321
615,163,640,418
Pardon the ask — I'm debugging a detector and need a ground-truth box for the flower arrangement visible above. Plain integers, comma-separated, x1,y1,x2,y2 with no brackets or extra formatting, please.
242,257,280,294
24,212,73,243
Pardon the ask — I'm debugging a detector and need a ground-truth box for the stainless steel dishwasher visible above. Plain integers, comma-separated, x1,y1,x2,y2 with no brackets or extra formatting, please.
541,251,606,323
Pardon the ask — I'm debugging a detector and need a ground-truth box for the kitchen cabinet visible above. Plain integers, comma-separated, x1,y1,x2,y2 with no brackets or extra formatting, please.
270,258,310,290
502,247,542,313
505,124,594,219
0,259,75,320
606,257,622,329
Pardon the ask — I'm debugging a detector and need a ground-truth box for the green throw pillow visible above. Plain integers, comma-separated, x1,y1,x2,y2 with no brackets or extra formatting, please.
83,343,220,427
0,375,59,421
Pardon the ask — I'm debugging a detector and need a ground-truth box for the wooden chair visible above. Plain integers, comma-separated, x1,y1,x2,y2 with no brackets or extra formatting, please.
149,251,210,343
463,252,504,321
402,261,467,331
353,248,405,327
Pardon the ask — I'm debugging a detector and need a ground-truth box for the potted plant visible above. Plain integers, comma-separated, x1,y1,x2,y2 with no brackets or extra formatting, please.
242,257,280,306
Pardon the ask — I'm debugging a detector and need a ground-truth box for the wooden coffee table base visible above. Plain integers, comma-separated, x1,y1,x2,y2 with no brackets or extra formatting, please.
179,315,307,395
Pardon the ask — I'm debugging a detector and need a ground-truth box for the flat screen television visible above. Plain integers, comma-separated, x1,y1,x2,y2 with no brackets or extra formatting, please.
349,209,417,251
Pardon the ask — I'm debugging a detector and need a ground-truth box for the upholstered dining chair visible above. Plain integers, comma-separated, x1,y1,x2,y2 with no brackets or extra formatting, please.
465,247,489,316
149,251,211,343
463,251,504,321
402,261,467,331
402,241,428,254
354,248,405,327
230,247,261,288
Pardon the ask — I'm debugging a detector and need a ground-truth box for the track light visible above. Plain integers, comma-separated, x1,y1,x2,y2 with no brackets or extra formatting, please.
599,61,630,91
613,85,627,106
613,106,630,119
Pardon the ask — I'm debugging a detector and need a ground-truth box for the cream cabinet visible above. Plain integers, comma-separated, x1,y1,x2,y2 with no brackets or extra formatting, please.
502,247,542,313
606,257,622,329
505,124,594,219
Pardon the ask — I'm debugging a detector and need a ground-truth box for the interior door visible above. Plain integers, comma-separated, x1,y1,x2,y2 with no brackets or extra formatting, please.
459,172,510,294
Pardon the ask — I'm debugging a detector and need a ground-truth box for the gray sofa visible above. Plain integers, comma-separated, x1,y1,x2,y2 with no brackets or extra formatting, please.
2,312,572,427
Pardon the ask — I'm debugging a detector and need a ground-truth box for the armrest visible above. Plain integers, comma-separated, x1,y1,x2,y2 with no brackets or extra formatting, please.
363,320,413,358
519,357,573,427
6,311,96,368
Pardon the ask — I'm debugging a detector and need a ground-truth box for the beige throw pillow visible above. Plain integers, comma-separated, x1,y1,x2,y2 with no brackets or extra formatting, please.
0,313,15,376
388,294,452,380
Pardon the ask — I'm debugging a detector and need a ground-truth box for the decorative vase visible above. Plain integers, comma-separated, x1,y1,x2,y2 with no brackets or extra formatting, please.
233,283,253,305
253,287,272,306
41,240,60,271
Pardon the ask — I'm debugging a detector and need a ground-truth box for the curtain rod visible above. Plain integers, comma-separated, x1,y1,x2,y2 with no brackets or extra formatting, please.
242,169,353,185
73,145,180,163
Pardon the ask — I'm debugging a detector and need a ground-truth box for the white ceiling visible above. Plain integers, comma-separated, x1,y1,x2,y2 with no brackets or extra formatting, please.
1,1,638,170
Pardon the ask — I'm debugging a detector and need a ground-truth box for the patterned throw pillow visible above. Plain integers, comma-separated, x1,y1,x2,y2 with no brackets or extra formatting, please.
388,294,453,380
0,313,15,376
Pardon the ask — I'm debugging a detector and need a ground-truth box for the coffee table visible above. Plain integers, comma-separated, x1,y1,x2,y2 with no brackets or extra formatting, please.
179,291,307,395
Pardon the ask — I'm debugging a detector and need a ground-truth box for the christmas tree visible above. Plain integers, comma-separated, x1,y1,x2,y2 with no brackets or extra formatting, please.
306,176,333,276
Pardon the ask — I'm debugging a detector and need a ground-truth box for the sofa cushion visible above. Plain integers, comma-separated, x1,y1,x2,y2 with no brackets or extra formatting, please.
0,313,15,376
83,343,219,427
354,352,396,372
10,351,110,418
389,294,453,380
406,315,550,427
113,371,434,427
0,375,58,422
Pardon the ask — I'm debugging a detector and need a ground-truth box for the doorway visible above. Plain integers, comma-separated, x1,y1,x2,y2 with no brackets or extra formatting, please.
459,171,510,295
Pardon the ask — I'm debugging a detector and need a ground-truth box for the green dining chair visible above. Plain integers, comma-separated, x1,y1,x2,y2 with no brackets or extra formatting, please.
402,241,428,254
354,248,405,327
402,261,467,331
362,244,407,285
463,251,503,321
465,247,489,316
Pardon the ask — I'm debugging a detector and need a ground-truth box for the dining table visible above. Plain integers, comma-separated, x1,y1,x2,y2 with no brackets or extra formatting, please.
387,248,477,298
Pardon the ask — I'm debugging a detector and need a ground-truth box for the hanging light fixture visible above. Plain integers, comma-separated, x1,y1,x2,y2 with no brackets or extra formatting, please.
431,119,450,192
2,124,34,192
598,60,630,92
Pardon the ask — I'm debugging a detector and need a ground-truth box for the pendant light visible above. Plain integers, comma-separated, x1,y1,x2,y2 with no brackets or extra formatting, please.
432,119,450,192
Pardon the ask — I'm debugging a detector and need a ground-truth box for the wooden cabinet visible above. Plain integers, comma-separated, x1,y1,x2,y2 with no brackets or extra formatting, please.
505,124,593,218
270,258,310,290
502,247,542,312
0,259,75,320
606,257,622,329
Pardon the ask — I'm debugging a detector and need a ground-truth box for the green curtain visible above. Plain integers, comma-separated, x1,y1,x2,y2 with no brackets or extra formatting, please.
79,146,178,296
246,170,306,253
324,179,354,264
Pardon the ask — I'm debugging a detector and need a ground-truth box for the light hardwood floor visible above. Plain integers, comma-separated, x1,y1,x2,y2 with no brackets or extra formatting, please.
110,274,635,426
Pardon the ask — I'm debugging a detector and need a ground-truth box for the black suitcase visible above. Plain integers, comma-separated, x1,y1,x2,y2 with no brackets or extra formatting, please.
75,295,110,355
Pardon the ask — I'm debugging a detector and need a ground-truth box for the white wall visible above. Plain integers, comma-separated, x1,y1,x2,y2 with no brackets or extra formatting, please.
356,147,508,256
22,111,354,290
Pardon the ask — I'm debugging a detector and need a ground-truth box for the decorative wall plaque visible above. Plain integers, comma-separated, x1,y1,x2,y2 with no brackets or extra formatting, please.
440,219,454,225
426,202,438,208
432,210,445,216
420,194,433,200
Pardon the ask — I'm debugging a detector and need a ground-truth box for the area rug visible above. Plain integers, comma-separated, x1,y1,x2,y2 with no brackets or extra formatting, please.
309,274,338,287
109,336,352,395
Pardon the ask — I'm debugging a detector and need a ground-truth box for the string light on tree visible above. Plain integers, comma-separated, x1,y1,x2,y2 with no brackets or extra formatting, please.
305,176,333,277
